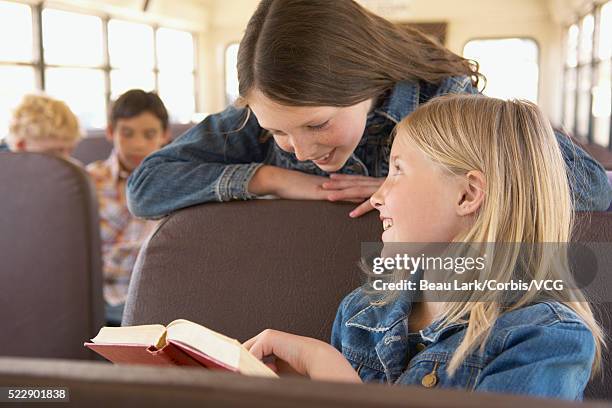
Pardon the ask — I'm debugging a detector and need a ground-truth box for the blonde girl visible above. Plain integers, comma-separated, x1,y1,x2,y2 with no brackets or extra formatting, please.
244,94,603,401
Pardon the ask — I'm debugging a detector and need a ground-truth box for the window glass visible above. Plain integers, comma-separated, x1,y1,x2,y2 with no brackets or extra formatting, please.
576,65,592,138
578,15,594,65
42,9,103,66
592,59,611,145
463,38,539,102
566,24,579,68
0,1,33,62
225,43,239,105
108,19,154,70
45,68,106,128
599,2,612,60
563,68,577,133
110,70,155,100
156,28,194,73
0,66,36,140
158,72,195,123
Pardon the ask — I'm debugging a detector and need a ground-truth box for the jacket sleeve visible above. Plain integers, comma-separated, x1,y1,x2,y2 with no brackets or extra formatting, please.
127,105,274,219
555,130,612,211
474,321,596,400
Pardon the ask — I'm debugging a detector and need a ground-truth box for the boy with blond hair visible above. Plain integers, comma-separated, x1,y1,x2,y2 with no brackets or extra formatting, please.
3,94,81,158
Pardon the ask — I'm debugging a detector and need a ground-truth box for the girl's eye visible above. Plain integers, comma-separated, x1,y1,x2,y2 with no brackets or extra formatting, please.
308,121,330,131
393,164,402,175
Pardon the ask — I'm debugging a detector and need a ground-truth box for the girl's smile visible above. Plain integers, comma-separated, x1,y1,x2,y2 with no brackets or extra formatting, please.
248,89,374,172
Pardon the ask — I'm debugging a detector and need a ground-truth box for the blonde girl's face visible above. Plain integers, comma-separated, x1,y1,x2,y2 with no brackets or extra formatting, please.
248,89,374,172
370,132,471,244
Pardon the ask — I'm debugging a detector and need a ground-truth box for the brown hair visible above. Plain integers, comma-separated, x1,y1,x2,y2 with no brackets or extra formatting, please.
237,0,482,107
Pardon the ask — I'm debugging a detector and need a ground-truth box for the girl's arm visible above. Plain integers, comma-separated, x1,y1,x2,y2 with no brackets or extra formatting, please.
474,321,595,400
126,105,379,219
555,130,612,211
127,105,272,219
243,329,362,383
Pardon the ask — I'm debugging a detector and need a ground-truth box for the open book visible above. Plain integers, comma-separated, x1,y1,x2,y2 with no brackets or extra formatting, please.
84,319,277,378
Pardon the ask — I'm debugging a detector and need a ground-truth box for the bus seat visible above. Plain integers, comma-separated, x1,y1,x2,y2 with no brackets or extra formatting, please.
71,129,113,166
607,171,612,211
572,212,612,400
0,356,600,408
0,152,104,360
123,200,378,341
123,201,612,400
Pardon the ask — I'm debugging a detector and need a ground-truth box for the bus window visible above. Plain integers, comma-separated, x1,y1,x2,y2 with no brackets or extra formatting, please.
156,28,196,124
0,1,35,140
225,43,239,106
593,2,611,147
463,38,539,103
43,8,106,129
109,19,156,100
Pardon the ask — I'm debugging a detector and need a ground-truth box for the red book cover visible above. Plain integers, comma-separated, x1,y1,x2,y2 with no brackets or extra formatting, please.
84,342,206,367
167,340,238,372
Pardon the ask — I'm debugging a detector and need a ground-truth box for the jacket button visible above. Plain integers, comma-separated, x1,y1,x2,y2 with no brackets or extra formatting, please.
421,372,438,388
416,343,426,352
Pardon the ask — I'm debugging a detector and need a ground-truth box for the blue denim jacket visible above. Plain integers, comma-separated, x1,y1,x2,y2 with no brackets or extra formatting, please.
127,77,612,218
331,285,596,400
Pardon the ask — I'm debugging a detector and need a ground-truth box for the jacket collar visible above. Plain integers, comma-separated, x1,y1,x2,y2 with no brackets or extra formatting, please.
345,290,413,332
371,80,420,124
345,282,467,342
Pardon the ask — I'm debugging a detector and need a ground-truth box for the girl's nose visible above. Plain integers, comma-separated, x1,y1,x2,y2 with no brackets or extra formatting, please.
290,138,315,162
370,187,384,209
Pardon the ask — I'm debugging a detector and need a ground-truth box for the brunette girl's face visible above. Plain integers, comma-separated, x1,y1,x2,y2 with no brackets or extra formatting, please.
248,89,374,172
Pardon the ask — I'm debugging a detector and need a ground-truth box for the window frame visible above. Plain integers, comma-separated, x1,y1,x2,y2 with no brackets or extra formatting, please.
562,2,612,149
461,35,541,102
0,0,199,129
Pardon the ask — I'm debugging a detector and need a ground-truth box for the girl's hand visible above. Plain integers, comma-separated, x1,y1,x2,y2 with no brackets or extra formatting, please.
248,165,331,201
248,166,384,217
243,329,361,383
322,173,385,218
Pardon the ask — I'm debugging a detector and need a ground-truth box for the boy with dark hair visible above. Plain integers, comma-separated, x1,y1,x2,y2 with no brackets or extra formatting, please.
87,89,170,325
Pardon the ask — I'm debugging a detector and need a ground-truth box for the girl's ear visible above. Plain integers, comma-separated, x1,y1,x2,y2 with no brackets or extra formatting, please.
456,170,486,216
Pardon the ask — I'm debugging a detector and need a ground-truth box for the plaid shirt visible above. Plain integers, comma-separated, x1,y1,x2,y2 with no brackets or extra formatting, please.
87,151,157,306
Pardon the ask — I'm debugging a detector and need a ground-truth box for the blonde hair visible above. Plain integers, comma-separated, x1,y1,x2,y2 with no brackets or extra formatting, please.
8,94,81,147
387,94,604,377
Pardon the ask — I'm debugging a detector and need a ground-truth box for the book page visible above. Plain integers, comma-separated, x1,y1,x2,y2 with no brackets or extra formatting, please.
166,320,241,369
239,348,279,377
90,325,167,349
167,320,277,377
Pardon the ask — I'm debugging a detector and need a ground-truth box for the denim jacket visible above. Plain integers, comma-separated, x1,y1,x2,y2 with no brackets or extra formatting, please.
331,285,596,400
127,77,612,218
